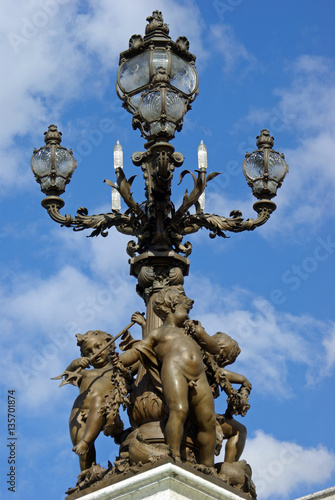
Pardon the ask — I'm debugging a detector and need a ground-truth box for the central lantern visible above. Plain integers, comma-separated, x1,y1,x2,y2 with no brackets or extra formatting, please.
116,11,198,140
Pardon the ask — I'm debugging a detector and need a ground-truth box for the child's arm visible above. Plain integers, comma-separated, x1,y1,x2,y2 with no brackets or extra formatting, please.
119,312,146,352
52,357,90,387
193,320,220,354
131,311,146,336
223,369,251,417
119,330,157,368
224,368,252,390
65,357,90,372
119,348,141,367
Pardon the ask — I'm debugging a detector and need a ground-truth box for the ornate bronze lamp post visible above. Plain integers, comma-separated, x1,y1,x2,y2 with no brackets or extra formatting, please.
31,11,288,497
31,12,288,330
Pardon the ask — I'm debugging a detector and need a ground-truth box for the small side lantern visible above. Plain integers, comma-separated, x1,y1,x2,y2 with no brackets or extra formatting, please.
243,129,288,200
31,124,77,196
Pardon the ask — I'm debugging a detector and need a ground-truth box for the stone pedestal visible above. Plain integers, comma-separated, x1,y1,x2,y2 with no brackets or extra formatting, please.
68,461,250,500
294,488,335,500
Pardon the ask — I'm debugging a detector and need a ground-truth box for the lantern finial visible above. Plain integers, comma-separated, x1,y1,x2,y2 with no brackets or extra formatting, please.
44,124,62,145
256,129,274,150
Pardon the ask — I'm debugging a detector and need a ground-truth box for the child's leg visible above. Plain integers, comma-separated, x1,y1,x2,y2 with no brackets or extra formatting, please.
70,407,96,471
190,379,216,467
72,395,105,458
221,418,247,462
161,365,189,459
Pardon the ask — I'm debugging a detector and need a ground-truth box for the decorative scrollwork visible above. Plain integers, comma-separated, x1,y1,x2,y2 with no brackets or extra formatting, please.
40,132,277,259
174,170,221,223
181,201,276,239
127,240,140,257
41,196,136,238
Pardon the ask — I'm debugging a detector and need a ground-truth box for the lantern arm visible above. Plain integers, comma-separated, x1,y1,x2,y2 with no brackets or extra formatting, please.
41,196,136,238
180,200,276,239
71,209,136,238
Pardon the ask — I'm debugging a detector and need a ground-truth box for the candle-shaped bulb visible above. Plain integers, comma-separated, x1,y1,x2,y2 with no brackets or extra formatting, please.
114,140,123,169
198,191,205,212
112,187,121,212
198,140,207,171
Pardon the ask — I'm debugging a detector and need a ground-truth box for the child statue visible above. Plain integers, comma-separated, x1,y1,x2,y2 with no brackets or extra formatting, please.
213,331,252,463
52,328,130,472
119,285,220,466
64,330,119,471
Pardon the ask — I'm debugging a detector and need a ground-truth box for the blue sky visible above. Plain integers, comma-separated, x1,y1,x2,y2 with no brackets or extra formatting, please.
1,1,335,499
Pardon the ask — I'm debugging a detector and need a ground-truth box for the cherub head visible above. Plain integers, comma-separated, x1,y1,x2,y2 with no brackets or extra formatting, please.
212,332,241,367
76,330,113,368
153,285,194,322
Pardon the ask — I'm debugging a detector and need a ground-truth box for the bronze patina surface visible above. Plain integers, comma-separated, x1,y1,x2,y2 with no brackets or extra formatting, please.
30,10,289,500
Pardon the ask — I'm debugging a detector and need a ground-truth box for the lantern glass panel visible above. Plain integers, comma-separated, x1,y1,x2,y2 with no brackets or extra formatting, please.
267,180,278,194
129,93,142,113
252,179,278,197
268,152,287,181
152,49,169,72
55,148,76,176
164,122,176,136
31,147,52,176
150,121,164,136
252,179,264,196
170,54,197,95
165,91,185,121
119,52,150,93
140,91,162,122
244,151,265,180
150,121,176,137
40,176,54,192
54,176,67,192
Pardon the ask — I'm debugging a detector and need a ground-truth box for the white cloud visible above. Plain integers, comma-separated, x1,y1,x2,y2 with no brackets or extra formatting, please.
276,55,335,133
0,0,206,195
322,325,335,374
0,1,88,191
209,23,258,76
242,430,335,499
0,227,140,410
237,55,335,238
74,0,207,69
1,217,333,410
53,210,132,280
188,276,334,398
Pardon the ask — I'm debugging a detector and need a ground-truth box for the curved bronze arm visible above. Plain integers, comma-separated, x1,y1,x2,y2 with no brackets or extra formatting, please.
41,196,136,238
181,199,276,238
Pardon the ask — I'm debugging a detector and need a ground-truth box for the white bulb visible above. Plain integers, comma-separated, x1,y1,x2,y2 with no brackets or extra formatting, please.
112,187,121,212
198,191,205,212
114,140,123,169
198,140,207,171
